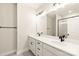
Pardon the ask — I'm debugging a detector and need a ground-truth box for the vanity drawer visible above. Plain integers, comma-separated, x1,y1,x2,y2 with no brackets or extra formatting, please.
29,37,36,50
36,47,43,56
43,44,71,56
36,51,42,56
36,40,43,46
36,40,43,56
36,46,42,53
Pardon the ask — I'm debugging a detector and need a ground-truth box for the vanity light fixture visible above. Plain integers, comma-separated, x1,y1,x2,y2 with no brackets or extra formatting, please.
36,3,68,16
36,10,44,16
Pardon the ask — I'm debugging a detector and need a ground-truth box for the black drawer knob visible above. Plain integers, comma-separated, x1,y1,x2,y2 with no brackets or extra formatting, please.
37,48,40,50
37,42,40,44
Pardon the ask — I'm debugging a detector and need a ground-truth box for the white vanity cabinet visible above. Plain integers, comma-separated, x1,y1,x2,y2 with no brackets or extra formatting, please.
43,47,56,56
28,37,36,55
28,37,43,56
43,43,72,56
43,43,57,56
28,36,72,56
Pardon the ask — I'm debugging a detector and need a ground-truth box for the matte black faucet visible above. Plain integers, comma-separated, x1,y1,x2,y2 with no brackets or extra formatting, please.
37,33,41,36
59,35,65,42
37,32,43,36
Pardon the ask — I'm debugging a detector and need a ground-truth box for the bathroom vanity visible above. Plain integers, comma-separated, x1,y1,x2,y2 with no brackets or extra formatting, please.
26,3,79,56
28,34,79,56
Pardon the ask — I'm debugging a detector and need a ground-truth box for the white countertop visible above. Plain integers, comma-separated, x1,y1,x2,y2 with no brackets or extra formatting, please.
29,34,79,56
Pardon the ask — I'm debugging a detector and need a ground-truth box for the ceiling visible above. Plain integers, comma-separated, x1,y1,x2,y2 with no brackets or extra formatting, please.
26,3,54,15
56,3,79,17
26,3,79,17
26,3,43,10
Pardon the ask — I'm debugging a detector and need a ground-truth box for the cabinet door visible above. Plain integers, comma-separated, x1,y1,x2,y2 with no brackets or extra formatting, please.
29,37,36,55
43,48,56,56
43,43,71,56
36,40,43,56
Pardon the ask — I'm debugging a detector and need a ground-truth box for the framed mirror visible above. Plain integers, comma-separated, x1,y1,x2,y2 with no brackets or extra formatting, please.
36,3,79,42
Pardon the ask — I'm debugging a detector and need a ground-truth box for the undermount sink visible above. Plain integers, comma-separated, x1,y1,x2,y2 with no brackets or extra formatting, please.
51,39,70,47
51,40,61,44
39,35,67,45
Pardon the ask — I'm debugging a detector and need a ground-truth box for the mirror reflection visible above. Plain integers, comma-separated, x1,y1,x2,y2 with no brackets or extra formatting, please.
47,12,56,36
36,3,79,40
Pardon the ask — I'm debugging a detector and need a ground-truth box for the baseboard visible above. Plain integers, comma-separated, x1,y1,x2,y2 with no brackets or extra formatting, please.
0,50,16,56
0,48,29,56
17,48,29,56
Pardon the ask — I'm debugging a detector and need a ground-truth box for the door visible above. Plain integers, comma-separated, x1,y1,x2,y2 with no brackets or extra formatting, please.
0,3,17,55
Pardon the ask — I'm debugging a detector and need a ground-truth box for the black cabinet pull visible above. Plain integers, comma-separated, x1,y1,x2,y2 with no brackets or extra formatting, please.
37,48,40,50
37,42,40,44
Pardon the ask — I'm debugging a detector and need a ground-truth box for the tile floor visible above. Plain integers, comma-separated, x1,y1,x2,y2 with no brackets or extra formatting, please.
7,50,35,56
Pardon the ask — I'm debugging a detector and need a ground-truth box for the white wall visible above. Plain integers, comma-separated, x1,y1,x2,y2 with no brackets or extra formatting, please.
0,3,17,55
17,4,37,54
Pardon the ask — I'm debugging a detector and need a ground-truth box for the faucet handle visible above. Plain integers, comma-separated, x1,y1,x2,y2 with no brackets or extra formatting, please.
65,34,69,36
59,36,62,39
40,32,43,34
65,34,69,38
59,35,65,42
37,32,40,36
62,35,65,38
